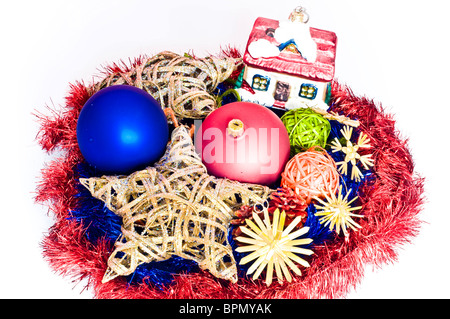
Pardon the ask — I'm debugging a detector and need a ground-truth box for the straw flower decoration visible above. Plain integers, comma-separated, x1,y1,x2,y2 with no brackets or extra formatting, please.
331,125,374,182
235,208,313,286
314,185,363,236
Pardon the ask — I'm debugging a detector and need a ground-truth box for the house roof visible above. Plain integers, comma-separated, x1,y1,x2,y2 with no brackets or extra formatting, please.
243,17,337,82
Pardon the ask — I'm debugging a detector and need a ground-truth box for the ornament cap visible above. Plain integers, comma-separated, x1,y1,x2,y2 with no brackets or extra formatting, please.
227,119,245,137
289,6,309,23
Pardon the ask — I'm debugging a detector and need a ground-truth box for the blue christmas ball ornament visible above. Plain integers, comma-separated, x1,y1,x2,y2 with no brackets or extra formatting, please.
77,85,169,175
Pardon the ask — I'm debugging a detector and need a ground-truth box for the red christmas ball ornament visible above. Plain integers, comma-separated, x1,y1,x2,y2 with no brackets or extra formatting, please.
195,102,290,186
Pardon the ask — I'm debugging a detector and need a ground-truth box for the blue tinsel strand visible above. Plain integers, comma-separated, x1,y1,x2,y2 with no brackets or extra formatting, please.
303,203,335,246
228,226,251,279
126,255,199,290
70,162,122,244
214,82,240,106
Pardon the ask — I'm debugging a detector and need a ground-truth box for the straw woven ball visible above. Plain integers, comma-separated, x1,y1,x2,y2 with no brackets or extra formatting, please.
281,147,339,204
281,108,331,154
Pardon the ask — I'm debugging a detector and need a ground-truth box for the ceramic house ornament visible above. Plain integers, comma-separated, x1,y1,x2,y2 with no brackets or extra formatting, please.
237,7,337,111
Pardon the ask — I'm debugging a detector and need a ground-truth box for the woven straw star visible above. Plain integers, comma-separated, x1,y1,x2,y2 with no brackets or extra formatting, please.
95,51,239,119
330,125,374,182
236,208,313,286
80,126,271,283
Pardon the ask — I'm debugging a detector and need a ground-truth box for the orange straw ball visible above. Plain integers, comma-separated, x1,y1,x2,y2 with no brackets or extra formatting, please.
281,147,340,204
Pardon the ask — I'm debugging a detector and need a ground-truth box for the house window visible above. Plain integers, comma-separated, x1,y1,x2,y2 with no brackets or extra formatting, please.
252,75,270,91
299,84,318,100
274,81,291,102
265,28,276,37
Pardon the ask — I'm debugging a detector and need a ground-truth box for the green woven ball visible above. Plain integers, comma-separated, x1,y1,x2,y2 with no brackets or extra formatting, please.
281,108,331,154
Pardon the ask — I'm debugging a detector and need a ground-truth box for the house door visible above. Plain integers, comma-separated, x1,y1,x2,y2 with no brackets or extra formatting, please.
274,81,291,102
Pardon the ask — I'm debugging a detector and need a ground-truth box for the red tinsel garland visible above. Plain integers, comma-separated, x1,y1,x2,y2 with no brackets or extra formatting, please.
35,57,424,299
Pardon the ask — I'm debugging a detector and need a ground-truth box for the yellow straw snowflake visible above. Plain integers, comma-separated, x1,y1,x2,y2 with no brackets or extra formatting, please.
331,125,374,182
235,208,313,286
314,185,363,236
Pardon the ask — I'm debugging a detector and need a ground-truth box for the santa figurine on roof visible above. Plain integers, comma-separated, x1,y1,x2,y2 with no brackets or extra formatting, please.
236,6,337,111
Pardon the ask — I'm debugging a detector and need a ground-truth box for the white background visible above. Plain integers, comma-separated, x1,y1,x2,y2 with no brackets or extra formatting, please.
1,0,449,299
